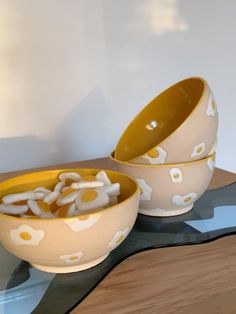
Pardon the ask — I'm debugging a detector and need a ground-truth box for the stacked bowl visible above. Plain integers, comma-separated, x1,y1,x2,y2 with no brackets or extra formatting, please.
111,77,218,217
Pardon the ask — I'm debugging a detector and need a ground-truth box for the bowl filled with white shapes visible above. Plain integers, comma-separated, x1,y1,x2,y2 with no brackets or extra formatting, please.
0,169,139,273
111,152,216,217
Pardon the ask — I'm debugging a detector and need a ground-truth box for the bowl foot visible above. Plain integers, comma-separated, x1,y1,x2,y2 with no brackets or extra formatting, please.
139,204,194,217
31,253,109,273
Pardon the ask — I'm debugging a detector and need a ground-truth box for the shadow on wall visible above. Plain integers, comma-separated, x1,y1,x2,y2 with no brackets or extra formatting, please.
0,135,58,172
52,88,112,162
0,89,112,172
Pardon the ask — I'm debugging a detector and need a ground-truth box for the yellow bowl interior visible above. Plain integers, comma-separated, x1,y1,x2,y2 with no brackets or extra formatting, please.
115,77,205,161
0,168,138,218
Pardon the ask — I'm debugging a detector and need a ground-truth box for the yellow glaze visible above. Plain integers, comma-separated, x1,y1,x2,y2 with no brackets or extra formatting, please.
115,77,206,161
81,190,98,203
0,168,139,221
111,151,215,168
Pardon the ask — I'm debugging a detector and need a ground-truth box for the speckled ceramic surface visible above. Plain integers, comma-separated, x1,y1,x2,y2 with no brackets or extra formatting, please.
115,77,218,164
0,169,139,273
111,152,215,216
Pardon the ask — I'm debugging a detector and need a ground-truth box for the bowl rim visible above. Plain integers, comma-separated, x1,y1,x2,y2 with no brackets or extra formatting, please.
0,168,140,221
110,151,215,168
115,76,209,162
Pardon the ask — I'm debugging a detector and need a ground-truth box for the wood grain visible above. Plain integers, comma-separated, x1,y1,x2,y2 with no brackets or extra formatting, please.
208,167,236,189
178,287,236,314
74,235,236,314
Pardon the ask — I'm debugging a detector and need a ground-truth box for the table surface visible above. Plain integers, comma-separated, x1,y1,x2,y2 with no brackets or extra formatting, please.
1,158,236,314
74,161,236,314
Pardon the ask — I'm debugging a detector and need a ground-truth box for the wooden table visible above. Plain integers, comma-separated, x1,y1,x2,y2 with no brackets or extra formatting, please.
1,158,236,314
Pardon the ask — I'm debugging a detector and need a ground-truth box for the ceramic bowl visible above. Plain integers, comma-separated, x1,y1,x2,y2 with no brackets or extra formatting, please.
0,169,139,273
111,152,216,217
115,77,218,164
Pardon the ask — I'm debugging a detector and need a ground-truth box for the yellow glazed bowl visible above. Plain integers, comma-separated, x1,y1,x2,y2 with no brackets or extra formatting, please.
111,152,216,217
0,169,139,273
115,77,218,164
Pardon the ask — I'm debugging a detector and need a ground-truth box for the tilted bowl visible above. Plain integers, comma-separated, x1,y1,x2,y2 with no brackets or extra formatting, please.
115,77,218,164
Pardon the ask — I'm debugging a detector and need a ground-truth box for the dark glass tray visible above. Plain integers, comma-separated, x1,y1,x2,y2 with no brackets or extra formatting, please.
1,182,236,314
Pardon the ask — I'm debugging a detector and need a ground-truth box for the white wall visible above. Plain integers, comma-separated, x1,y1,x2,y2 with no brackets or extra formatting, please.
0,0,235,173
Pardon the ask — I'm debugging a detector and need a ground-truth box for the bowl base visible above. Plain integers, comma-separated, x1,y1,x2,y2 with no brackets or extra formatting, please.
139,204,193,217
31,253,109,273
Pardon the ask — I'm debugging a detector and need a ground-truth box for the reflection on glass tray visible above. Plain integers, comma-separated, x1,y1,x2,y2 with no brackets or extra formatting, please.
0,182,236,314
186,205,236,232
